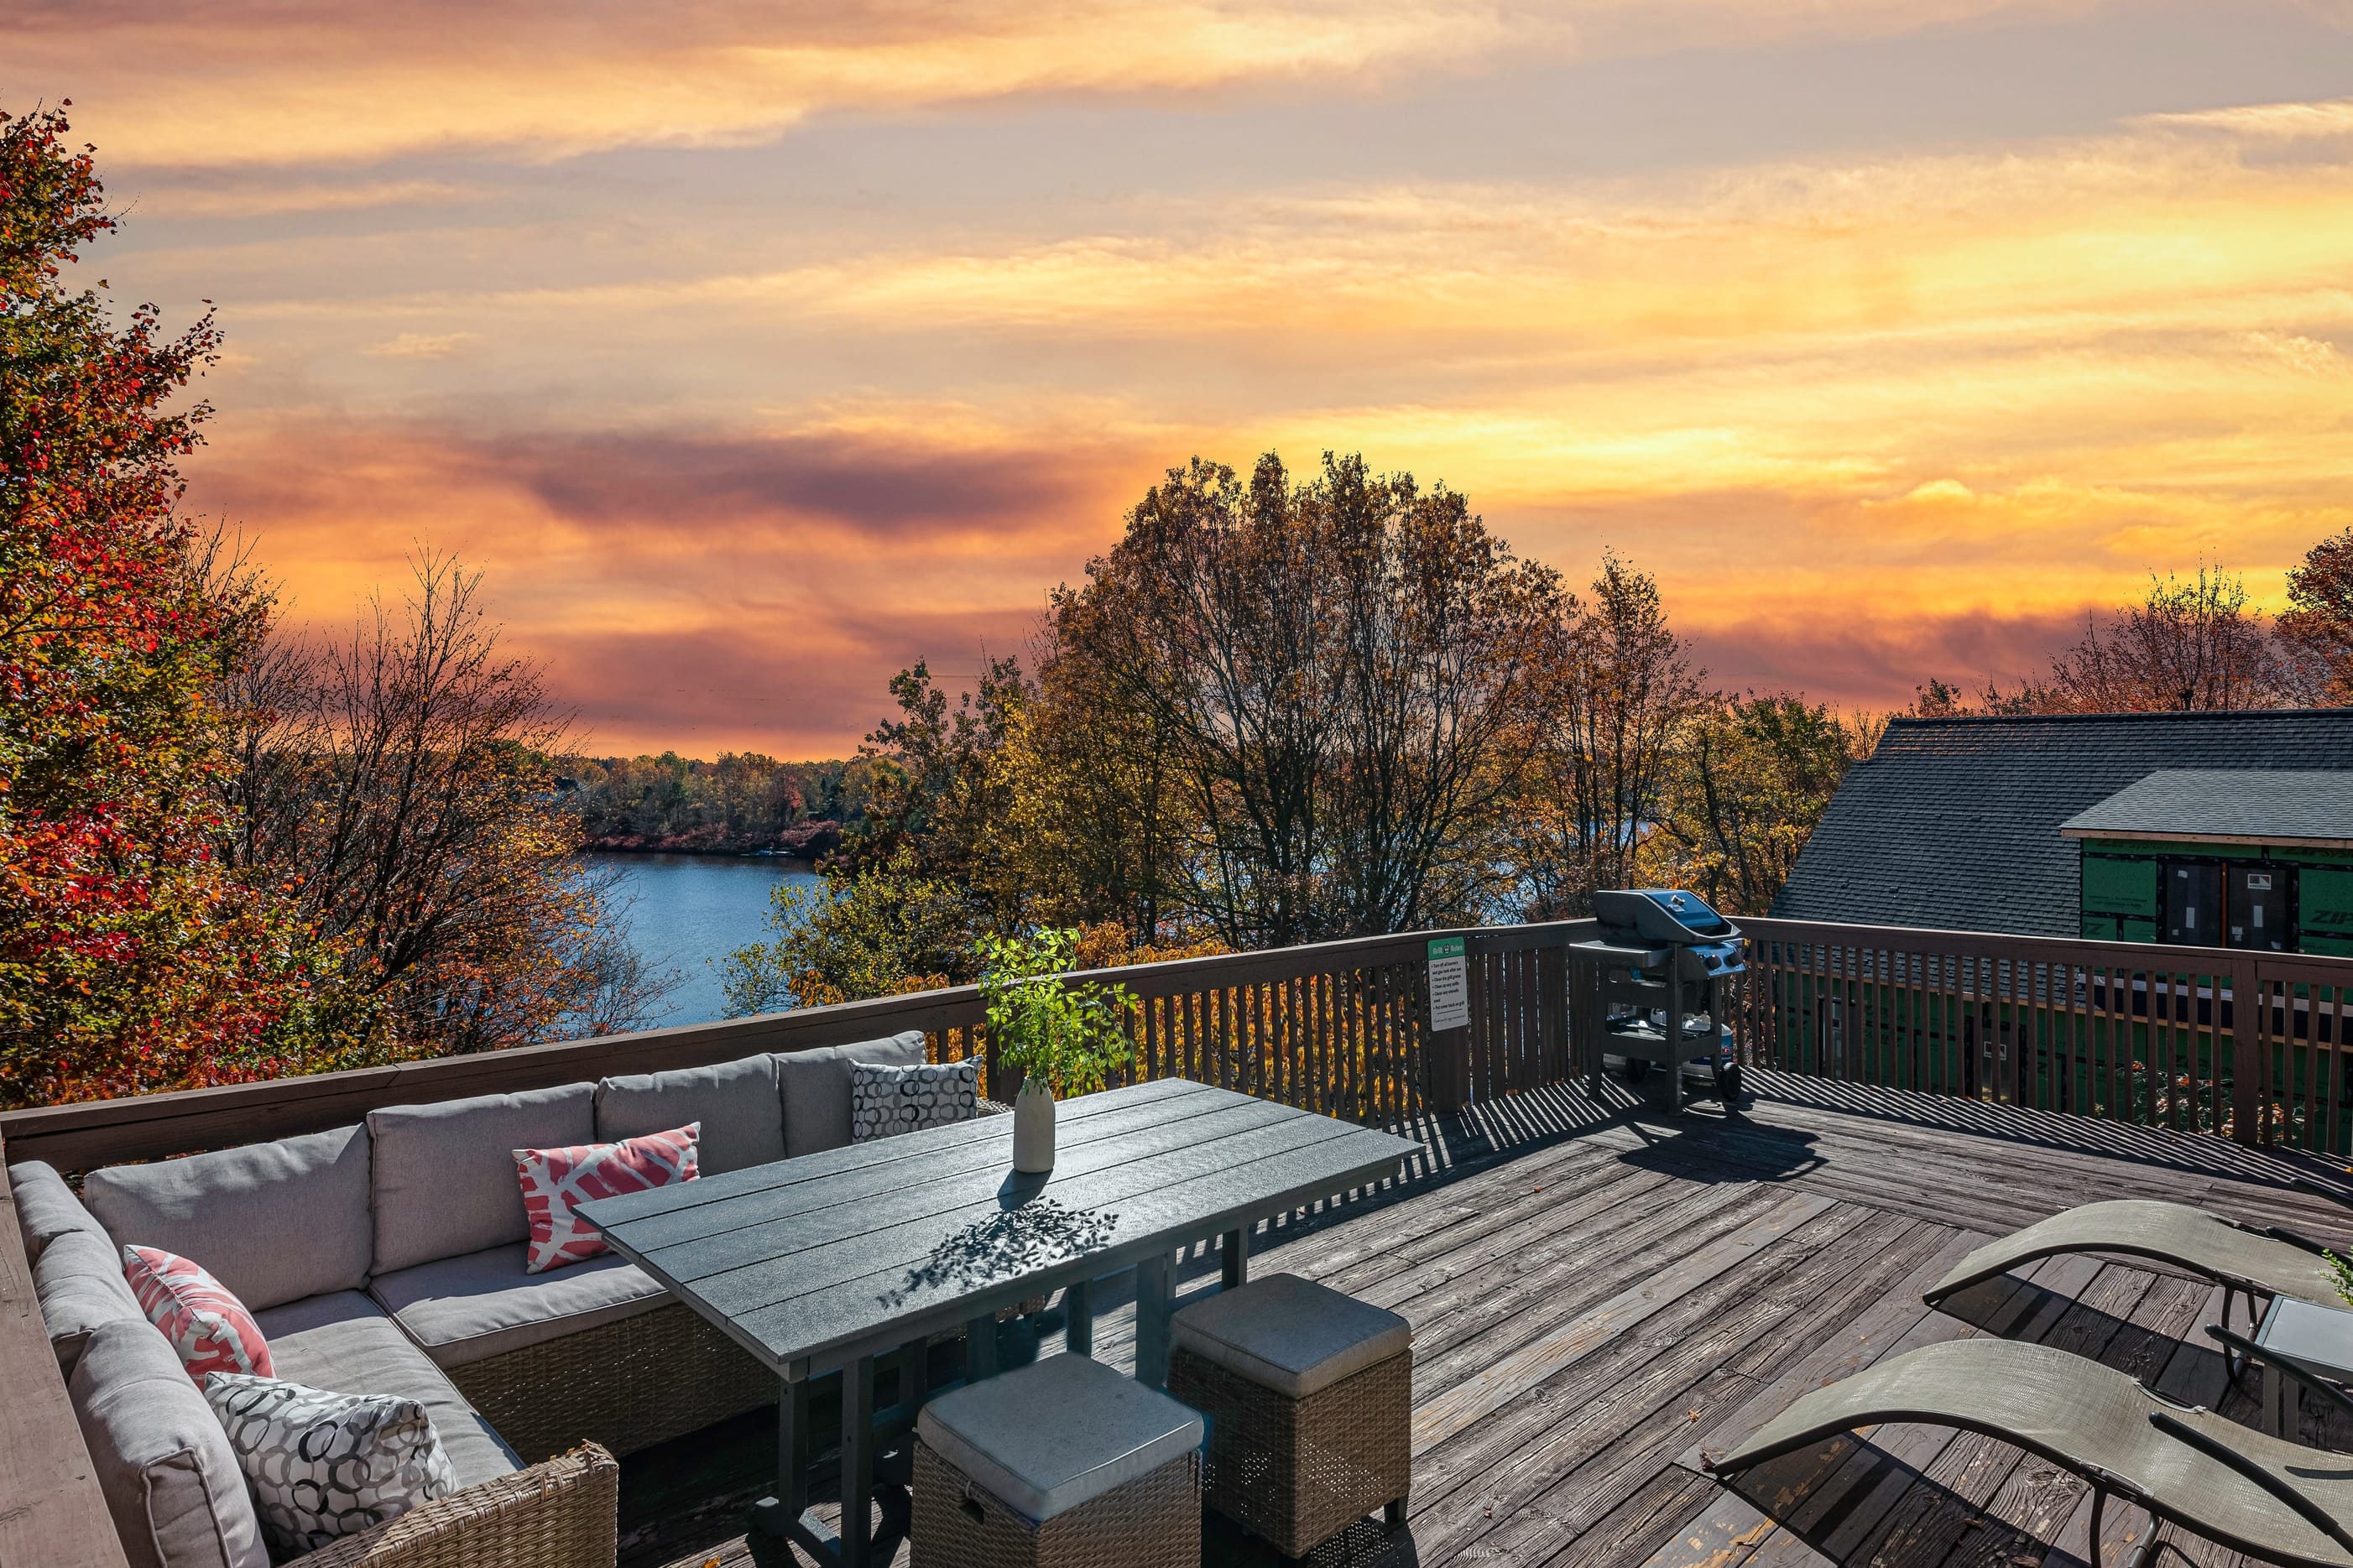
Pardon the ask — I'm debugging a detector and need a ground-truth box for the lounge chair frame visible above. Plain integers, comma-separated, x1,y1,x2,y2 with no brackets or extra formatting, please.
1706,1339,2353,1568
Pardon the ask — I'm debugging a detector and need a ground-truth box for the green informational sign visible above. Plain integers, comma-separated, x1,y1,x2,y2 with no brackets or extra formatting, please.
1427,937,1469,1032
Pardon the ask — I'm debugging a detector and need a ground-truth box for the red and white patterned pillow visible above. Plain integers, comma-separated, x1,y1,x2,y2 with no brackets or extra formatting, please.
121,1245,274,1385
514,1122,699,1274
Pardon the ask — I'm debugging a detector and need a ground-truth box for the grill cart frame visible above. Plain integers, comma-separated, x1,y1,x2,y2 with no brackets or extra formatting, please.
1569,890,1745,1114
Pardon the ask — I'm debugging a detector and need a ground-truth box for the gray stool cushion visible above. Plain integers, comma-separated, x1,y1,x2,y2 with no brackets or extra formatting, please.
917,1354,1203,1523
1171,1273,1410,1399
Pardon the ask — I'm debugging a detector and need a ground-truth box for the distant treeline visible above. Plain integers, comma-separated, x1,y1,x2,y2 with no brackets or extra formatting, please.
561,752,880,857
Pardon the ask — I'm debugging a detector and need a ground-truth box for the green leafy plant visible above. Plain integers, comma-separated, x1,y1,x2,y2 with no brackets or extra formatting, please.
2330,1249,2353,1310
976,928,1136,1098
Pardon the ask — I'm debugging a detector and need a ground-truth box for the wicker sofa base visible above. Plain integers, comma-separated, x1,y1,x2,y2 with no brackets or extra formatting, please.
1169,1344,1411,1558
286,1442,618,1568
450,1300,774,1463
912,1435,1200,1568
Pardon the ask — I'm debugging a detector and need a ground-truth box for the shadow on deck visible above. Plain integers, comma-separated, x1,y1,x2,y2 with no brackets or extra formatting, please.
627,1074,2353,1568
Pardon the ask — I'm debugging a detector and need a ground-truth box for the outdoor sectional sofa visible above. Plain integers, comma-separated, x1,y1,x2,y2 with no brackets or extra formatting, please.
10,1030,947,1568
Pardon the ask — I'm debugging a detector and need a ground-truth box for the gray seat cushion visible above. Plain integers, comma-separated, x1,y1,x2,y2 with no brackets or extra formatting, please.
597,1052,785,1175
255,1291,522,1490
1171,1272,1411,1399
916,1353,1203,1523
82,1124,373,1312
34,1224,145,1373
69,1317,269,1568
777,1031,926,1157
367,1084,595,1275
368,1242,669,1371
9,1159,110,1257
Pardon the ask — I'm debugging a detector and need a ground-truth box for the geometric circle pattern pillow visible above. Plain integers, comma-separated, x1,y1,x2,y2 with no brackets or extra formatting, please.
203,1373,456,1555
851,1060,980,1143
514,1121,700,1274
121,1244,274,1384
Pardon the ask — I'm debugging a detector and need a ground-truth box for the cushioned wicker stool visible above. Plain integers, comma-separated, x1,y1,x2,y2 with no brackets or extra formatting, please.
913,1352,1203,1568
1169,1270,1412,1558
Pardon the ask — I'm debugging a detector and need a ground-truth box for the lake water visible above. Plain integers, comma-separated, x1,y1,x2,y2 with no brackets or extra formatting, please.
588,853,823,1026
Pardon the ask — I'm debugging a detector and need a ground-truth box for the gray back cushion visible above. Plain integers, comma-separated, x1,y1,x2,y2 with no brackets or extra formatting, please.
9,1159,108,1257
367,1084,595,1274
82,1126,373,1312
777,1031,928,1157
597,1052,786,1175
34,1225,145,1373
70,1318,269,1568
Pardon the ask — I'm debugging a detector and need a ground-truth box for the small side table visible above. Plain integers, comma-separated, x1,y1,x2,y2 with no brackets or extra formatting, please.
2250,1295,2353,1436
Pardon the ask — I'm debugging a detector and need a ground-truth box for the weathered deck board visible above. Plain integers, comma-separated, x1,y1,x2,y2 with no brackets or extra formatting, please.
633,1074,2353,1568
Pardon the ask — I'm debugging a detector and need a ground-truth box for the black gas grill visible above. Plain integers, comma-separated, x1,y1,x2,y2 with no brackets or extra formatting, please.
1569,889,1746,1111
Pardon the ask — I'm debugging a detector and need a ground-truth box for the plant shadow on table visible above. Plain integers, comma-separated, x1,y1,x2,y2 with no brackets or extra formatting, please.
879,1184,1119,1308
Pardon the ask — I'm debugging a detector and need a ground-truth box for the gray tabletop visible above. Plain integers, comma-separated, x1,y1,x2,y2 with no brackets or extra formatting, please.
578,1076,1421,1378
2256,1295,2353,1373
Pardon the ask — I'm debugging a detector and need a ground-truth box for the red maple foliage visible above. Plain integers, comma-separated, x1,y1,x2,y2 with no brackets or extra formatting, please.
0,105,326,1107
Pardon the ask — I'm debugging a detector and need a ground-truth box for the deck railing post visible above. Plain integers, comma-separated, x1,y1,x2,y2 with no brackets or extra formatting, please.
2230,958,2262,1148
1426,1013,1469,1115
1537,941,1568,1085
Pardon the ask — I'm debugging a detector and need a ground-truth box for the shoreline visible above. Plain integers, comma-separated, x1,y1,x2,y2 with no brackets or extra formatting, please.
578,845,822,873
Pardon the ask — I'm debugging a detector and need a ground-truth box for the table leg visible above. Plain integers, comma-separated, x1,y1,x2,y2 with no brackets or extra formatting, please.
965,1312,998,1382
841,1353,876,1568
1066,1278,1095,1357
752,1373,814,1546
2265,1362,2286,1439
1222,1225,1250,1290
883,1338,920,1412
781,1375,811,1513
1135,1251,1175,1390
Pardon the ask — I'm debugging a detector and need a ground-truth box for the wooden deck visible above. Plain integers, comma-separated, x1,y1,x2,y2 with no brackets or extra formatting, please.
626,1073,2353,1568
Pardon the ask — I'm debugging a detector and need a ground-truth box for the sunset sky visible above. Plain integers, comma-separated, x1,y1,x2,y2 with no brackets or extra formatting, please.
16,1,2353,755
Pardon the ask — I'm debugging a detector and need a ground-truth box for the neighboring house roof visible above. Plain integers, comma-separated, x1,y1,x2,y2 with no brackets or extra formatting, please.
2060,769,2353,850
1771,711,2353,937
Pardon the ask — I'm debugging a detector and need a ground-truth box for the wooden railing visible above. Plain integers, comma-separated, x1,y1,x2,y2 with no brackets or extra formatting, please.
18,909,2353,1559
0,919,1594,1173
1739,917,2353,1152
0,918,1589,1561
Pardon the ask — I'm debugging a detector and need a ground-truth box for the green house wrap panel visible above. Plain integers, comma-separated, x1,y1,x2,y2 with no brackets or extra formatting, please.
2079,911,2158,943
2306,866,2353,953
2082,854,2159,918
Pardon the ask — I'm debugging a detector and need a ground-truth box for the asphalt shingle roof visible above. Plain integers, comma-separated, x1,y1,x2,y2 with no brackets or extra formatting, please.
2060,769,2353,846
1771,710,2353,937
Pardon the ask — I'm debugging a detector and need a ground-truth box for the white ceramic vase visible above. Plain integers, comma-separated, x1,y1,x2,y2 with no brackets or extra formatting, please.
1012,1081,1057,1173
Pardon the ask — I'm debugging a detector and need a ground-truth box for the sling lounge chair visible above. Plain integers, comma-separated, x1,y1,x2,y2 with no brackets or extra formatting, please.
1923,1199,2341,1328
1706,1338,2353,1567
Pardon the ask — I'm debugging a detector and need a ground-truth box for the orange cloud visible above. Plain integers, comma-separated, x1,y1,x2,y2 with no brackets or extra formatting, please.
28,7,2353,750
188,415,1154,754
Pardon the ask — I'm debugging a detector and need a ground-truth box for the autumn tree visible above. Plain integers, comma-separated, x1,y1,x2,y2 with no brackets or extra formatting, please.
837,657,1029,895
0,106,332,1107
1920,567,2294,716
2279,526,2353,705
1511,554,1704,917
1640,694,1863,914
2038,567,2289,711
215,555,669,1053
995,617,1192,945
719,848,974,1013
1051,452,1562,947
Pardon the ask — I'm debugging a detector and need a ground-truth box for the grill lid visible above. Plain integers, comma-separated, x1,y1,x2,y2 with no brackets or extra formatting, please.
1592,888,1738,945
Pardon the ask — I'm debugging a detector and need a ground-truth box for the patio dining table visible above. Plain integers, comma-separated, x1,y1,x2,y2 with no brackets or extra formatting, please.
578,1075,1420,1568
